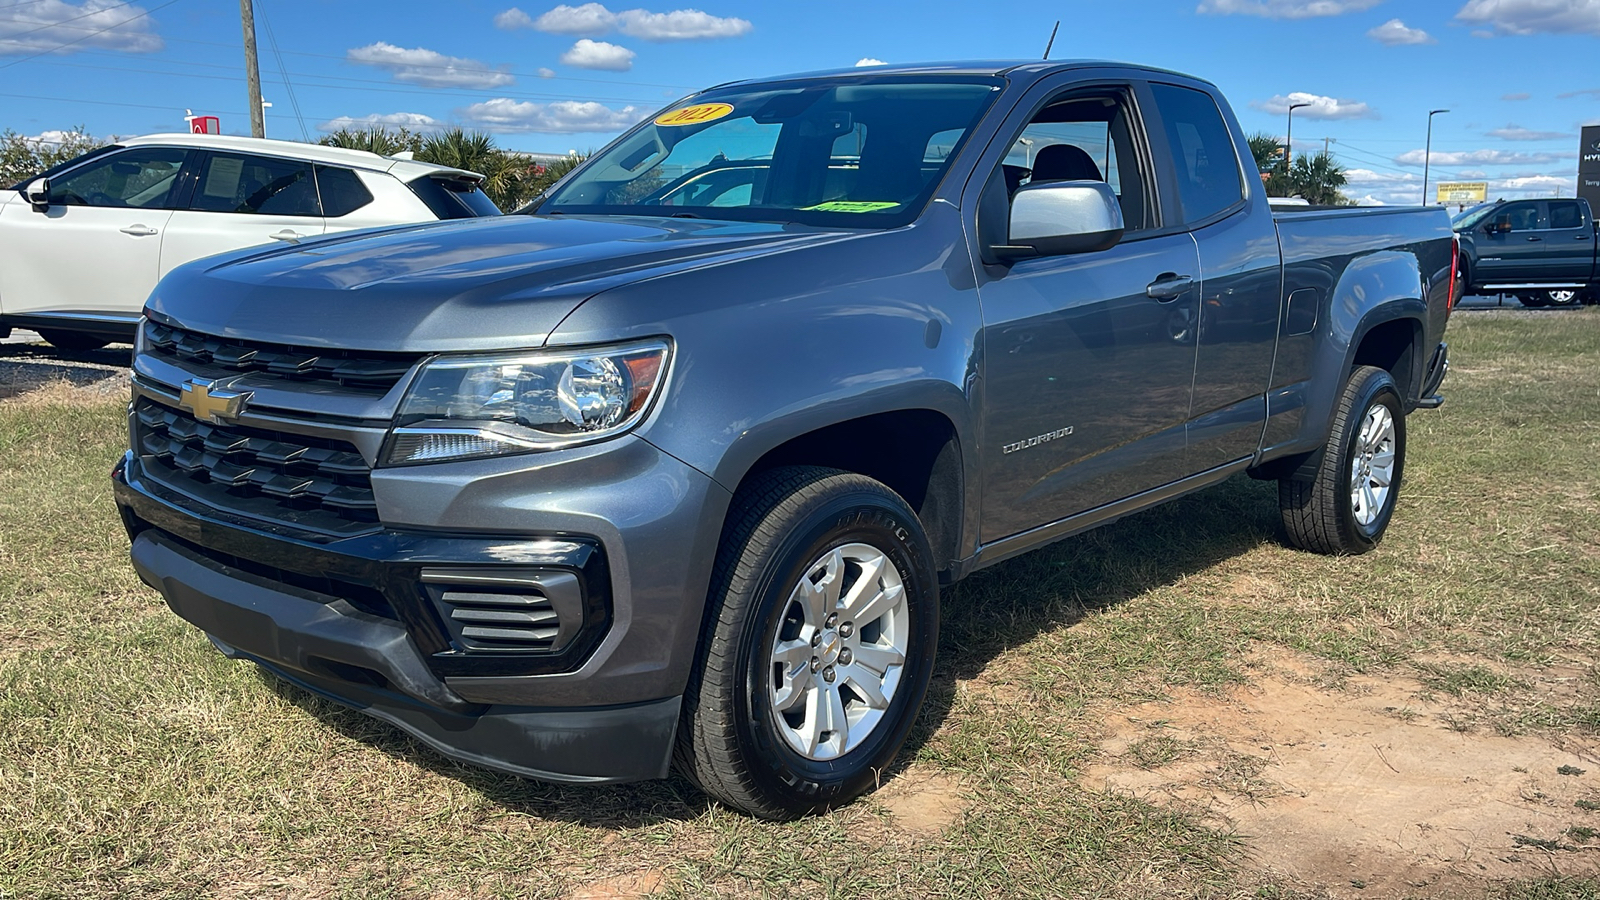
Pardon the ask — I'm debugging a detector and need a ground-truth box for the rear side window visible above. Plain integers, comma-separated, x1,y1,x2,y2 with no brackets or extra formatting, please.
1549,200,1585,229
1149,83,1246,224
190,152,320,216
315,165,374,217
407,175,502,219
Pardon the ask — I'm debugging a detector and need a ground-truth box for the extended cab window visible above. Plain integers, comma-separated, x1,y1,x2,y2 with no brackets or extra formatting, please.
1148,83,1246,224
539,77,1000,228
47,147,188,209
1549,201,1585,229
190,153,320,216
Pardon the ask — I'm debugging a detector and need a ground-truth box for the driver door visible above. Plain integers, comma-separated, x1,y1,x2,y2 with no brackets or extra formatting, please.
0,146,191,319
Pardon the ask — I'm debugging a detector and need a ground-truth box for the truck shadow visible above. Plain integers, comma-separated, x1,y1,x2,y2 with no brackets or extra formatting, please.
259,473,1282,829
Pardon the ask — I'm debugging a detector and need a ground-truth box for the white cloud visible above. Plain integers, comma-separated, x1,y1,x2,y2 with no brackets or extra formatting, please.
1394,147,1570,166
1456,0,1600,36
534,2,618,33
1486,124,1572,141
317,112,443,133
494,7,536,29
1494,173,1569,191
458,98,645,133
559,38,634,70
537,66,556,77
347,42,514,89
531,3,750,40
1558,88,1600,99
1251,92,1376,120
616,8,751,39
1502,92,1532,101
1196,0,1380,17
855,57,886,66
0,0,162,56
1367,18,1436,44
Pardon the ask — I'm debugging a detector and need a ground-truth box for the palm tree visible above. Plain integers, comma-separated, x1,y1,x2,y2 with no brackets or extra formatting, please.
1287,152,1350,206
417,128,530,212
1246,132,1284,174
318,127,421,157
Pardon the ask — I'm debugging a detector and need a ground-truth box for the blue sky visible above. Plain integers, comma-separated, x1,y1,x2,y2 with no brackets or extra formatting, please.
1,0,1596,204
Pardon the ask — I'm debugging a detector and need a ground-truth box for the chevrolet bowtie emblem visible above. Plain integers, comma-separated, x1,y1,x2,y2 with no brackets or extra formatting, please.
178,381,251,424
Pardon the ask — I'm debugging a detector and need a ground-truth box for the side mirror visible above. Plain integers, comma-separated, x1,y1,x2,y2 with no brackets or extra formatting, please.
22,176,48,212
993,180,1125,262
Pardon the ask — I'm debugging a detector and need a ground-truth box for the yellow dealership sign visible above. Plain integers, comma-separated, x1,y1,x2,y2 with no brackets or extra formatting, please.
654,103,734,127
1437,181,1488,203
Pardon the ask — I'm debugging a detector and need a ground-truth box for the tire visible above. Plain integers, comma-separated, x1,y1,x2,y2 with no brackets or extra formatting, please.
37,329,110,352
1279,365,1406,555
1542,289,1582,307
677,466,939,819
1518,293,1550,308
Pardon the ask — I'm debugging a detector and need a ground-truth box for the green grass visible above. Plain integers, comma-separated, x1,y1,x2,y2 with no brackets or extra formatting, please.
2,309,1599,898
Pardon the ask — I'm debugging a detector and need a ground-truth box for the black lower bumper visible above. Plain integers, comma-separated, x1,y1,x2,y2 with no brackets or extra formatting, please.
131,529,679,783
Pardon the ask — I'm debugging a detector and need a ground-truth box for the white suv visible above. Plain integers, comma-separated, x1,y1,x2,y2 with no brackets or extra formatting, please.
0,133,500,350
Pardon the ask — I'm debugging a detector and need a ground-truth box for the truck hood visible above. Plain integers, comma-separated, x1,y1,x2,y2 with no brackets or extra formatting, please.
145,214,848,352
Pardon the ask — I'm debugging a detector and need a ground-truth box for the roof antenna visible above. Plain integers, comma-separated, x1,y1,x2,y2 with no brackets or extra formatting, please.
1043,20,1059,59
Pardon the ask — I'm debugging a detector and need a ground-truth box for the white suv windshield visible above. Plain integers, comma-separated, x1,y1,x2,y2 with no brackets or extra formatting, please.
538,76,1001,228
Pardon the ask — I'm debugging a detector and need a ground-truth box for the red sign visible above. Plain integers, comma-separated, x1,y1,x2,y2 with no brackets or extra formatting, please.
189,116,219,135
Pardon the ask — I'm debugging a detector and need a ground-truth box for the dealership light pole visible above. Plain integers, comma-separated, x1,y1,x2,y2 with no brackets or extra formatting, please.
240,0,265,138
1421,108,1449,206
1284,101,1311,178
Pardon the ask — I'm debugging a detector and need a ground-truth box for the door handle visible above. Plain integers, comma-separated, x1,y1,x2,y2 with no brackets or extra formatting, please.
1146,274,1194,302
270,229,304,243
1526,236,1542,241
1578,234,1592,240
119,224,158,236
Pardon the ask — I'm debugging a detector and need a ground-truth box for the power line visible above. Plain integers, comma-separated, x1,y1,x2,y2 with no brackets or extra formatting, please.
0,0,176,71
257,1,307,141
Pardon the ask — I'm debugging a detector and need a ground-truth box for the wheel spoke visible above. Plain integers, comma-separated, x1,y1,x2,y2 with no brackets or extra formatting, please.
820,684,848,751
797,550,843,627
844,668,890,709
849,583,903,631
1361,482,1379,517
1371,449,1396,469
851,642,905,676
1370,466,1392,487
839,551,887,618
772,663,813,713
800,685,825,756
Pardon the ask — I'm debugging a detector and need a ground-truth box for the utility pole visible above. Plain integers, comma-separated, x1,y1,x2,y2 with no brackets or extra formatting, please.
240,0,264,138
1323,136,1332,156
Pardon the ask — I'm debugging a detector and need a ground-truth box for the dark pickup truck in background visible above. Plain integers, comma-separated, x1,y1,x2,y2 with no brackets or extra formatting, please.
113,60,1456,819
1455,197,1598,306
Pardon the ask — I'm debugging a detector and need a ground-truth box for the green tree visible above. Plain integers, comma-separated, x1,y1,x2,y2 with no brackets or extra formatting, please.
1,126,105,187
1287,151,1350,206
1246,132,1284,174
415,128,532,212
318,127,422,157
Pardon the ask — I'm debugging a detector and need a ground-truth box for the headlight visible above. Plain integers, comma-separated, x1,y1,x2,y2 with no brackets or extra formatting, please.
385,339,670,465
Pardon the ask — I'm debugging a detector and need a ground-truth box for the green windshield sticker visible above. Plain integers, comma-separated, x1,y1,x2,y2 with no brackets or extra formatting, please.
801,201,902,213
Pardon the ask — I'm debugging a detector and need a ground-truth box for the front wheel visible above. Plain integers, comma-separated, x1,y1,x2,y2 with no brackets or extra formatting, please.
1279,365,1406,555
1542,289,1582,307
677,467,939,819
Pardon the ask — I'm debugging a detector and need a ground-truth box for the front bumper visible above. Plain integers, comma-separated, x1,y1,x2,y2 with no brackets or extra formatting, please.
114,429,731,784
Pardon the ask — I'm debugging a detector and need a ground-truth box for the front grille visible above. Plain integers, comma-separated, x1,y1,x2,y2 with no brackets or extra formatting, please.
133,398,379,536
144,321,418,393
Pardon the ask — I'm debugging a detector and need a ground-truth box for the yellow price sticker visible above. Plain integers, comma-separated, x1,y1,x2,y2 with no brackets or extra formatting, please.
801,201,902,213
654,103,735,127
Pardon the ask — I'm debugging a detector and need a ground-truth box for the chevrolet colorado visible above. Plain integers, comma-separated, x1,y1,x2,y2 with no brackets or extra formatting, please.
114,61,1455,819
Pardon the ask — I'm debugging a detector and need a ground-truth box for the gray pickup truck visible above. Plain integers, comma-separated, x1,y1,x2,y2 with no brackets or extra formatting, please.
113,60,1455,819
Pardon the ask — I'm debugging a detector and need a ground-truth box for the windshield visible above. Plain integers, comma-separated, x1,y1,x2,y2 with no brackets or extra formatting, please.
1452,202,1498,231
537,76,1002,228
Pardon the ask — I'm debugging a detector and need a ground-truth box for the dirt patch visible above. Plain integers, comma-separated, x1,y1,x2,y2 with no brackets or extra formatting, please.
0,364,126,403
873,766,969,836
1083,650,1600,897
567,868,666,899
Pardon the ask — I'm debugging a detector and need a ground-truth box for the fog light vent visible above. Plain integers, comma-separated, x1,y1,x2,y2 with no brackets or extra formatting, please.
422,569,584,653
